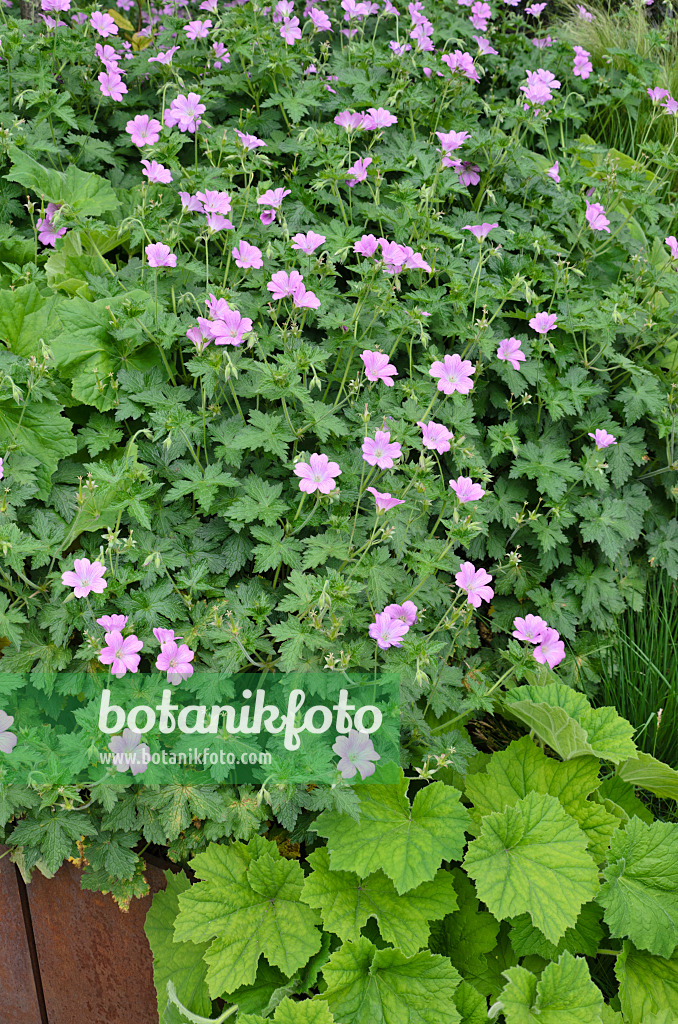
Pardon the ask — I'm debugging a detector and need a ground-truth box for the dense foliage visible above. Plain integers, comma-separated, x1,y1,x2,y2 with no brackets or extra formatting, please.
1,0,678,1017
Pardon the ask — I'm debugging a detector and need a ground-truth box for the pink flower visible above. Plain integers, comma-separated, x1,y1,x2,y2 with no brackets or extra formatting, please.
430,353,475,395
450,160,481,186
98,630,143,678
292,283,321,309
36,202,67,247
334,110,366,130
369,611,409,649
97,614,128,630
95,42,121,73
577,3,593,18
513,614,548,643
354,234,380,257
588,428,617,450
547,160,560,182
62,558,107,598
148,47,179,64
108,729,149,775
473,34,498,54
526,1,546,12
235,130,266,150
164,93,205,133
441,49,479,83
585,201,610,232
533,627,565,668
280,15,302,43
42,0,70,10
126,114,162,147
0,458,3,480
573,45,592,79
98,71,127,101
179,191,203,212
361,350,398,386
346,156,372,186
260,210,276,226
90,10,118,35
153,627,181,644
449,476,485,502
384,601,418,626
211,308,253,346
146,243,177,268
362,430,402,469
232,240,263,269
0,710,17,754
379,239,407,273
463,222,498,241
309,6,331,29
363,107,398,129
294,453,342,494
267,269,304,300
497,337,526,371
291,231,326,254
333,730,380,779
183,17,211,38
455,561,494,608
258,189,290,209
529,311,557,334
648,87,670,103
156,640,195,684
399,246,432,272
418,420,453,453
662,96,678,115
367,487,405,510
435,129,471,153
141,159,172,183
666,236,678,260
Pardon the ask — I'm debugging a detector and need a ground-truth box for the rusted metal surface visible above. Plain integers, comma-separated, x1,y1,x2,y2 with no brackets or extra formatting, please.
0,849,42,1023
26,859,166,1024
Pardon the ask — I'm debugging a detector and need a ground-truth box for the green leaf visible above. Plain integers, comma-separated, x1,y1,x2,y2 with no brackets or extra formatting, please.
503,683,636,763
509,440,581,501
615,941,678,1024
6,146,120,217
429,869,500,989
597,819,678,957
173,839,321,996
617,751,678,801
314,772,470,894
144,872,212,1021
239,998,336,1024
321,936,462,1024
301,848,456,956
498,951,603,1024
0,398,76,499
509,903,604,960
0,283,62,358
454,982,487,1024
463,791,599,945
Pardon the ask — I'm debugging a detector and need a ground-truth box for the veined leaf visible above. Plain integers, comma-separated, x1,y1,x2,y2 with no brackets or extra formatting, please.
615,941,678,1024
498,951,603,1024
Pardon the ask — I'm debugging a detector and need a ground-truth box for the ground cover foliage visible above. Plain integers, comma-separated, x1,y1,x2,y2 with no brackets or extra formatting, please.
1,0,678,1017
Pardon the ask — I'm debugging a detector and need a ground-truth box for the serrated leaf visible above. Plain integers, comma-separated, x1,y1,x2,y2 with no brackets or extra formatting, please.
509,902,603,960
454,981,487,1024
597,819,678,957
174,839,321,996
499,951,603,1024
463,791,599,945
314,772,470,894
321,937,462,1024
145,872,212,1020
615,941,678,1024
301,848,456,955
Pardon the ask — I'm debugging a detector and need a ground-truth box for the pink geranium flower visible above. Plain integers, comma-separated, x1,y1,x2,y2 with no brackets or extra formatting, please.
384,601,418,626
361,350,398,386
293,283,321,309
512,614,549,643
0,710,17,754
585,201,610,232
141,159,172,183
183,17,211,38
369,611,409,649
533,627,566,667
588,429,617,450
280,15,302,43
108,730,149,776
497,337,526,370
463,222,498,241
334,111,366,130
148,47,180,64
98,630,143,678
362,430,402,469
529,311,557,334
435,129,471,153
291,231,326,254
211,308,253,346
547,161,560,182
418,420,453,453
232,240,263,269
235,130,266,150
258,187,291,209
267,269,304,300
126,114,162,147
37,203,67,247
97,614,128,630
309,6,332,30
665,236,678,259
294,453,342,494
62,558,107,598
164,93,205,133
455,561,494,608
156,640,195,684
354,234,380,257
430,353,475,395
153,627,181,644
146,243,176,268
333,730,380,780
179,191,204,212
90,10,118,35
346,156,372,186
98,72,127,101
367,487,405,510
363,107,398,129
449,476,485,502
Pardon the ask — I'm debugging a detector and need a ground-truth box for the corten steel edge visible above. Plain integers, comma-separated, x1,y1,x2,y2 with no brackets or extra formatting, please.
0,846,166,1024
